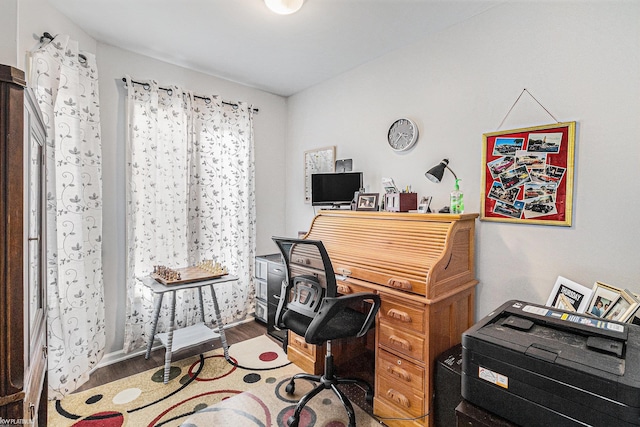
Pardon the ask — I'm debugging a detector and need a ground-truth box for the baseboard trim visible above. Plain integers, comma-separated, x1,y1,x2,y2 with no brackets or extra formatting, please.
94,317,257,372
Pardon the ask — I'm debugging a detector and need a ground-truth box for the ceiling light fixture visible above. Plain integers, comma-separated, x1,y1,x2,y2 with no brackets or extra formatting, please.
265,0,304,15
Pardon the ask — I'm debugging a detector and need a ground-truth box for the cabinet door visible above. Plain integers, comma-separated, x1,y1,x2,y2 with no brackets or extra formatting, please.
25,99,45,357
23,88,47,425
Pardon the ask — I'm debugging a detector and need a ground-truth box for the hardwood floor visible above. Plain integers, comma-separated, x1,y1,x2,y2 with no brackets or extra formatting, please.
75,320,268,393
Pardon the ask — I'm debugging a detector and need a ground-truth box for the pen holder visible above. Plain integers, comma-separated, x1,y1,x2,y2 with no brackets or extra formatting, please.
385,192,417,212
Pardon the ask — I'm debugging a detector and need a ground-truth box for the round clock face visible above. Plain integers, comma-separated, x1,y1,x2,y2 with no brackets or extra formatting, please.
388,118,419,152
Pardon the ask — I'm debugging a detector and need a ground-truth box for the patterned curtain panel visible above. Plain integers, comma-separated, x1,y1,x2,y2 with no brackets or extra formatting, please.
30,35,106,398
123,78,256,353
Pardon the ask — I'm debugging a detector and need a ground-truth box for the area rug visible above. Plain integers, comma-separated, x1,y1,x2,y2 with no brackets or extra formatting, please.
48,335,381,426
48,335,299,426
181,375,381,427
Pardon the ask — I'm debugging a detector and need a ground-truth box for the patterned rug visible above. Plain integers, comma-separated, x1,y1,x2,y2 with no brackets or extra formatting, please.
49,335,381,427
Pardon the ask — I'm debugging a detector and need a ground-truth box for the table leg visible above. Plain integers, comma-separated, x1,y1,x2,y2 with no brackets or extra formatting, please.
146,292,164,359
164,290,177,384
197,287,205,323
209,284,230,361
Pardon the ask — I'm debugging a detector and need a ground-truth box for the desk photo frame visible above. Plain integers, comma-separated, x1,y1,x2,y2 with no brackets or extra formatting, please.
481,122,576,226
356,193,379,211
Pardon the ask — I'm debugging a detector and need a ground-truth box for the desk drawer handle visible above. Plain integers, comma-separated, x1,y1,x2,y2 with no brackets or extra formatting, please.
387,365,411,382
337,268,352,276
388,335,412,351
294,257,310,265
293,336,308,349
387,388,410,408
387,308,411,323
337,283,352,294
387,278,412,290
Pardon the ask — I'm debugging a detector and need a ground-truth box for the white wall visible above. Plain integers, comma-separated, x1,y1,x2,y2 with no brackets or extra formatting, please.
285,1,640,319
16,0,289,356
17,0,97,71
0,0,18,66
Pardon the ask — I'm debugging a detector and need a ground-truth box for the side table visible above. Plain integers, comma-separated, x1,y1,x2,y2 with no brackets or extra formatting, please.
140,274,238,383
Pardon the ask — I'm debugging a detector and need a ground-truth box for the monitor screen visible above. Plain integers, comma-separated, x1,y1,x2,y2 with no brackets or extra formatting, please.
311,172,363,207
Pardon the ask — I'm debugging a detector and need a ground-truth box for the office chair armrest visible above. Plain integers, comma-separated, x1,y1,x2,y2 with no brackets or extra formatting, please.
274,278,290,329
306,292,381,341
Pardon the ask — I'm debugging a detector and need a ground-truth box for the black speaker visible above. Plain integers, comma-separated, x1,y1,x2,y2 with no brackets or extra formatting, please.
434,343,463,427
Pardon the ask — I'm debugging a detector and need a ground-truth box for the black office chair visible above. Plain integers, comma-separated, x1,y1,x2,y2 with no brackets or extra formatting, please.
272,237,381,427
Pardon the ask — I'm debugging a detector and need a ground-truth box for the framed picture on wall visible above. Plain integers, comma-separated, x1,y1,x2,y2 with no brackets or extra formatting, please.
304,146,336,203
481,122,576,226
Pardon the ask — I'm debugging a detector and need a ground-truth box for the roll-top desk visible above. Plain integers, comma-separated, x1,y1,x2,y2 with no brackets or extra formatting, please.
288,210,478,427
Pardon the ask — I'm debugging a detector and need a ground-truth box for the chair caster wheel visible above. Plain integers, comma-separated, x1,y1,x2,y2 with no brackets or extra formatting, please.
287,415,299,426
365,389,374,404
285,381,295,395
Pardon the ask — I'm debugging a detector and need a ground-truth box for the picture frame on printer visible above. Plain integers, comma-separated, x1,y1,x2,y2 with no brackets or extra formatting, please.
587,281,622,318
545,276,592,313
626,298,640,325
603,289,639,322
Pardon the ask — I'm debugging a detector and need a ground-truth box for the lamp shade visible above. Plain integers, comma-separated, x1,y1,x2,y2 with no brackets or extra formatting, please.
425,158,457,183
265,0,304,15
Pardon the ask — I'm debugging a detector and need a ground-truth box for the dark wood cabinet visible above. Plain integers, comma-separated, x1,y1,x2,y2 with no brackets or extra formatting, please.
0,64,48,425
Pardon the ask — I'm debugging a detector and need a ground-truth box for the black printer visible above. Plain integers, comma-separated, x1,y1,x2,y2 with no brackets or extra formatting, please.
462,300,640,426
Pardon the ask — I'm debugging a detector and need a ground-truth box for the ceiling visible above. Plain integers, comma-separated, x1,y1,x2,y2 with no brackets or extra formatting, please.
49,0,502,97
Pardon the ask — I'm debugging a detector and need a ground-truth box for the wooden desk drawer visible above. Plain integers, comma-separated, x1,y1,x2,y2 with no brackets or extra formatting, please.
289,331,316,357
380,297,425,334
289,265,327,288
289,244,324,270
377,348,424,392
374,397,425,427
287,345,321,375
336,279,371,296
376,375,425,419
379,323,425,361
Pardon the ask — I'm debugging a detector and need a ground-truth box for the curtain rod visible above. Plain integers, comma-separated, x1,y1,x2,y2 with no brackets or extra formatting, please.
122,78,259,114
40,32,87,63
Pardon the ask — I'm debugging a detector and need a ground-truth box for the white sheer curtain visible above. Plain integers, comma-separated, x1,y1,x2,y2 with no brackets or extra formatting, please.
29,35,105,399
123,77,256,353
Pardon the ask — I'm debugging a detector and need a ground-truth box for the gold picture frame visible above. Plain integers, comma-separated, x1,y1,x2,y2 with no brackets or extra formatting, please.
481,122,576,226
304,146,336,203
587,281,622,318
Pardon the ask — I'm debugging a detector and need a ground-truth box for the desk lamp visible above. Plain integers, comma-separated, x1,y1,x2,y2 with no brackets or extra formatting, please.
425,158,457,183
425,159,464,213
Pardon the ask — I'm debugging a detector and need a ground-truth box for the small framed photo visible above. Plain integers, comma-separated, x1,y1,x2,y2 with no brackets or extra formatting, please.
356,193,379,211
545,276,592,313
603,289,639,322
588,281,622,318
417,196,432,213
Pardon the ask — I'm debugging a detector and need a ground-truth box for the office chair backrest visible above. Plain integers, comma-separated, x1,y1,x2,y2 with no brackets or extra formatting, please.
272,237,338,326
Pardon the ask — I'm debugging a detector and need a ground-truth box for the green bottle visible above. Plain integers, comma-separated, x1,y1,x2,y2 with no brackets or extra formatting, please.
450,179,464,214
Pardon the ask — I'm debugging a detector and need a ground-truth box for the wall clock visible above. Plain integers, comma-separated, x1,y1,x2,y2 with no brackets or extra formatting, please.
388,118,419,152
